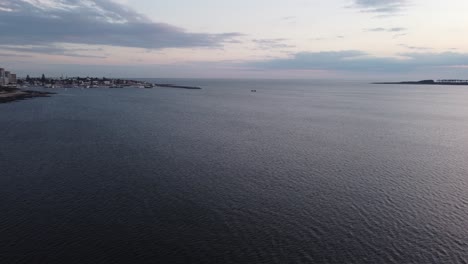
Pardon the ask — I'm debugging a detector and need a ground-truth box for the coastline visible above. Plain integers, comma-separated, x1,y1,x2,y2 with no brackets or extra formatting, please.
373,80,468,86
0,88,55,104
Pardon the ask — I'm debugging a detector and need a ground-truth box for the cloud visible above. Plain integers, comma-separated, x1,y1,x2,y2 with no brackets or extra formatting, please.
393,33,408,39
252,39,295,49
352,0,409,13
245,50,468,73
367,27,407,32
0,0,241,50
399,44,432,51
248,50,372,70
0,53,33,58
1,45,107,58
309,36,346,41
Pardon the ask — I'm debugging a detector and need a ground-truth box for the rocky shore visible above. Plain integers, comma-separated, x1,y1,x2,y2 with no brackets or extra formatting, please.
0,88,54,104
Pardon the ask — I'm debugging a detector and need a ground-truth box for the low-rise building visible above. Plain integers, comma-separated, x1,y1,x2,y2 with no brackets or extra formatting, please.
10,74,17,84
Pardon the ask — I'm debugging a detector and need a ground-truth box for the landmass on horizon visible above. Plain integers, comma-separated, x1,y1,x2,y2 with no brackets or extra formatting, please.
1,67,201,103
374,79,468,85
17,75,201,90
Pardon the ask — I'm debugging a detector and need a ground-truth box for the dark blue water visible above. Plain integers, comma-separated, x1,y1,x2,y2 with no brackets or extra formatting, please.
1,79,468,263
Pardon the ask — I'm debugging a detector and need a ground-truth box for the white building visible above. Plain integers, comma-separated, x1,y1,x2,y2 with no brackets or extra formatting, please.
0,68,5,86
0,68,17,86
4,71,10,85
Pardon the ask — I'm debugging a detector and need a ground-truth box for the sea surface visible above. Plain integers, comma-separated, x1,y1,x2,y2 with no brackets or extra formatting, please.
1,79,468,263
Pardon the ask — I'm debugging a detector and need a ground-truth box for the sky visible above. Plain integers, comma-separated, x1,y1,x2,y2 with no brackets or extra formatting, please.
1,0,468,79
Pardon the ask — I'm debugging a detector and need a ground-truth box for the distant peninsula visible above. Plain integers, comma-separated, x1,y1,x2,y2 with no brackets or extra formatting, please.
1,67,203,104
16,75,202,90
374,79,468,85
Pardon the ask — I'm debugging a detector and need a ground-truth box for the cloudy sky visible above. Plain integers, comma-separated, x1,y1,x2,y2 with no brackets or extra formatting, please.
1,0,468,79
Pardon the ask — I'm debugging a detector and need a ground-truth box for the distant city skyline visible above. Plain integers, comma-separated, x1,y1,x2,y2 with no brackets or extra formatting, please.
1,0,468,79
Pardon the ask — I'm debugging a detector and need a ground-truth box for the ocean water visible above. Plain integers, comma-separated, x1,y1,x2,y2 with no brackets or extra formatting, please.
1,79,468,263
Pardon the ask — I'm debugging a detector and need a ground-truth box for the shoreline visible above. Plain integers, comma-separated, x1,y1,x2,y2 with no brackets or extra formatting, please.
374,82,468,86
16,76,202,90
373,80,468,86
0,88,55,104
